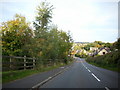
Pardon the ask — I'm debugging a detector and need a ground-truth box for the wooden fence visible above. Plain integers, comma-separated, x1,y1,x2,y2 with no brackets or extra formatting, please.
2,56,66,71
2,56,36,71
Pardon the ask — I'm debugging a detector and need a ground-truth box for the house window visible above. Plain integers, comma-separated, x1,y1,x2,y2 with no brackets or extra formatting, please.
103,52,105,54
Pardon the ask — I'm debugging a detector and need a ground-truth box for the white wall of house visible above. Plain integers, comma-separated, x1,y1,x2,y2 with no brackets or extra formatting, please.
98,49,108,55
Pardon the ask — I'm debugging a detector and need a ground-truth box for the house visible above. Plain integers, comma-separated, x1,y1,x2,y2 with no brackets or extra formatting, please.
97,47,111,55
89,47,111,56
90,47,98,51
77,49,88,55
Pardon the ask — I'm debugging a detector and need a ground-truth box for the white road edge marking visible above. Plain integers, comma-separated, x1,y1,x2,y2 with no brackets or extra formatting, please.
32,65,71,88
105,87,109,90
91,73,100,82
32,77,52,88
88,69,91,72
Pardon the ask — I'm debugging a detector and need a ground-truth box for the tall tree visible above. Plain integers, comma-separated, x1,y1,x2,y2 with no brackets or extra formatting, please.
34,1,53,35
33,1,53,58
32,1,73,65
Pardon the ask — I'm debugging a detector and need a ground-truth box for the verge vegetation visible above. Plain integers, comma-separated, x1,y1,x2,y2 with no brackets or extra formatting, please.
86,51,120,72
1,1,74,83
3,60,74,83
86,38,120,72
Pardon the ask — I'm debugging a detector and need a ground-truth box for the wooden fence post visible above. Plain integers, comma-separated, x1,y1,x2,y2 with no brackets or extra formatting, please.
33,57,35,69
10,57,12,70
24,56,26,70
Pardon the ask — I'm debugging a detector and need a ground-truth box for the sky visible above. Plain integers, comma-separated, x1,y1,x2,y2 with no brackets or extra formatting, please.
0,0,119,43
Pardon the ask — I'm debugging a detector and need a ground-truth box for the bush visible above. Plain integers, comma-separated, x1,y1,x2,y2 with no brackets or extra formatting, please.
86,51,119,68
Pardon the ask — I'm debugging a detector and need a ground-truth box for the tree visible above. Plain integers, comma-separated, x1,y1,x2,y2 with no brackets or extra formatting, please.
114,38,120,50
94,41,103,45
83,45,90,51
33,1,53,58
1,14,33,56
34,1,53,30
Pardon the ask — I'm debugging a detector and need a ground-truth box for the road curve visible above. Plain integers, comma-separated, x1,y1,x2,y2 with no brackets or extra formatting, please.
40,57,119,89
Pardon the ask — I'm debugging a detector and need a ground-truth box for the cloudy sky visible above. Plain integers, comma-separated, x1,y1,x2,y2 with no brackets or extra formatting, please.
0,0,119,43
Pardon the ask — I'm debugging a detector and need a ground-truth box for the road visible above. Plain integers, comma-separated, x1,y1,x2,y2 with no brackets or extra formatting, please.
40,57,119,89
3,64,70,88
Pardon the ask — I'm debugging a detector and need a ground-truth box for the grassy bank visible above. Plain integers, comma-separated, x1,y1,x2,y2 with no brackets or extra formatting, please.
86,51,120,72
3,60,74,84
86,61,119,72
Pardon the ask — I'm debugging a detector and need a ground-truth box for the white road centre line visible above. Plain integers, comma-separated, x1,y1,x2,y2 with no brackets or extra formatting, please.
82,63,86,67
105,87,110,90
82,63,89,71
83,65,85,67
87,69,91,72
91,73,100,82
81,62,90,72
81,62,85,66
85,67,88,69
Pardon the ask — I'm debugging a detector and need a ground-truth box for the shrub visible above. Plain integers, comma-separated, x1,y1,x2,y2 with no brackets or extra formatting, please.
86,51,119,68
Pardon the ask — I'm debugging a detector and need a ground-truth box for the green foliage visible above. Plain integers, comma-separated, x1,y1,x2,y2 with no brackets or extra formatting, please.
86,51,120,72
3,61,68,83
75,51,88,58
85,38,120,72
94,41,104,45
114,38,120,50
1,14,33,56
75,54,88,58
1,1,73,71
32,1,73,65
83,45,90,51
73,44,82,51
33,1,53,29
46,27,72,60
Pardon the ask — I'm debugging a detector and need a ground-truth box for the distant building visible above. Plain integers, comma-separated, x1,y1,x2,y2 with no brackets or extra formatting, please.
90,47,98,51
89,47,111,56
97,47,111,55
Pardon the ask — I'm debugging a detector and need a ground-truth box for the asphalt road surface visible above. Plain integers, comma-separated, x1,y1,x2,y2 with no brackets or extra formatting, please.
40,57,119,89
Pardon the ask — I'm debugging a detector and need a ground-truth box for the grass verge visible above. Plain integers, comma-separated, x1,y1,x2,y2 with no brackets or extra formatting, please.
85,60,119,72
85,51,120,73
2,60,74,84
